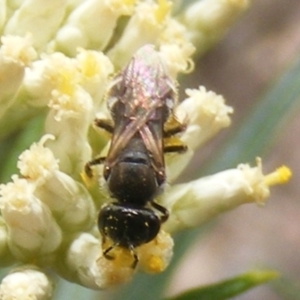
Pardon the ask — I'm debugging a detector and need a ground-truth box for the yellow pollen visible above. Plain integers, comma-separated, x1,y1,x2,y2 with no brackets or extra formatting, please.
147,255,164,273
57,70,75,95
154,0,172,23
81,53,98,78
264,165,292,186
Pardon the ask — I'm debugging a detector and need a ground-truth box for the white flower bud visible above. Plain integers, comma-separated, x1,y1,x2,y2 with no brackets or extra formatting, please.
167,86,233,181
18,135,58,184
76,49,114,106
0,266,53,300
22,52,79,107
0,34,36,118
0,176,62,260
163,158,290,233
108,0,172,68
65,232,135,289
0,34,36,66
159,42,195,78
36,172,97,231
54,0,136,56
27,55,93,174
4,0,68,51
18,135,96,231
64,230,174,289
45,88,93,175
64,233,102,288
179,86,233,149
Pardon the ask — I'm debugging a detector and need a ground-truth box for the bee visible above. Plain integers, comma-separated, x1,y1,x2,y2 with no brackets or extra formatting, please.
85,45,187,268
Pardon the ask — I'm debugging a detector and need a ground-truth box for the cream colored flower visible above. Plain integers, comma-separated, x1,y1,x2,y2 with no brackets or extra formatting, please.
0,176,62,260
0,34,36,119
0,266,53,300
53,0,136,56
167,86,233,181
163,159,291,233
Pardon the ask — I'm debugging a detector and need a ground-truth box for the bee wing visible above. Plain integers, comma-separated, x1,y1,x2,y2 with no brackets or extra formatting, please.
105,97,163,166
105,45,174,168
139,124,165,179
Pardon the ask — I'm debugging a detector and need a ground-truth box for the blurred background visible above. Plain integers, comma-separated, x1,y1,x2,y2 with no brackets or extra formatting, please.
167,0,300,299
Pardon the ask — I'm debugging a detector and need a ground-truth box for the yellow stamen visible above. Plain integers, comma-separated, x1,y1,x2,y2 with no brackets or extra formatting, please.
57,69,75,96
80,53,98,78
154,0,172,23
146,255,164,273
264,165,292,186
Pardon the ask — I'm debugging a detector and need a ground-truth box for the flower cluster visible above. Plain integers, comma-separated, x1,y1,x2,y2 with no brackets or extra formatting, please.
0,0,291,299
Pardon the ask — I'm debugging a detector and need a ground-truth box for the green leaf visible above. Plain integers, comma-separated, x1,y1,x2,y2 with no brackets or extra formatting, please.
165,270,278,300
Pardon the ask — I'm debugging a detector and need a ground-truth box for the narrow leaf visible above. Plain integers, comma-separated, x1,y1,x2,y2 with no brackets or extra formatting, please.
165,270,278,300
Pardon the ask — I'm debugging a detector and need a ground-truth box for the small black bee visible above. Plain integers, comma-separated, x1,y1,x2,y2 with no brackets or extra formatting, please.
85,45,186,268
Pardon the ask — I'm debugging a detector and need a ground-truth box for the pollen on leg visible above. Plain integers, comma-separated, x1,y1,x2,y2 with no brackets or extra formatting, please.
146,255,165,273
95,246,136,288
138,230,174,274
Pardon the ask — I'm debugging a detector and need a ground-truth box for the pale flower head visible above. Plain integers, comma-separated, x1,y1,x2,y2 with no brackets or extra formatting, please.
17,134,58,184
0,34,36,66
0,176,62,260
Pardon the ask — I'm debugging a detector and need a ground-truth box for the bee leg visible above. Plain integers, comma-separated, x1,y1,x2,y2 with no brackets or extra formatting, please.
102,236,115,260
151,201,169,223
103,243,139,269
84,156,106,178
163,122,187,137
163,114,187,137
103,244,116,260
129,245,139,269
163,143,187,154
94,118,114,134
163,122,187,154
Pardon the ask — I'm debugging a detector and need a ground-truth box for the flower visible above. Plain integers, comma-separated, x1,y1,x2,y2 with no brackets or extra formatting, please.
0,266,53,300
0,0,292,298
